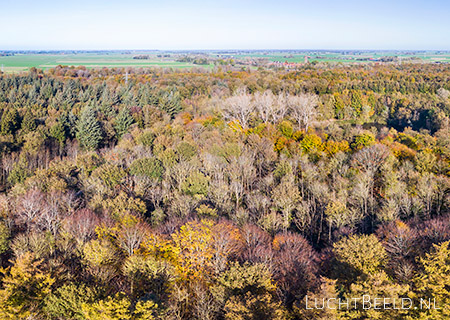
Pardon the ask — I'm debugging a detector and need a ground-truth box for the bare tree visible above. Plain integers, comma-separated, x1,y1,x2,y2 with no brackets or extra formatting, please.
210,220,241,274
59,190,81,215
272,174,301,230
246,134,277,177
417,172,437,218
118,221,149,256
352,144,391,224
222,88,254,129
352,144,390,176
208,178,233,214
274,93,290,123
253,90,288,124
168,160,194,193
16,189,45,230
253,90,274,124
437,87,450,100
64,208,101,244
272,232,318,304
240,224,274,269
193,282,217,320
38,199,61,237
288,93,319,131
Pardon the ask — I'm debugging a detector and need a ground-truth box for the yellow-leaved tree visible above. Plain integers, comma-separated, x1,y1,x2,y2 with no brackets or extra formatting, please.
414,240,450,319
171,219,215,281
0,252,54,319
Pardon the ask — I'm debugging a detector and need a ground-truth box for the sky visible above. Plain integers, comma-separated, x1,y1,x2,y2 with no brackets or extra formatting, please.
1,0,449,50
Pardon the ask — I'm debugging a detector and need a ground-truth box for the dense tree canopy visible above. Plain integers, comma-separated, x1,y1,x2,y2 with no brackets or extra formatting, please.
0,63,449,319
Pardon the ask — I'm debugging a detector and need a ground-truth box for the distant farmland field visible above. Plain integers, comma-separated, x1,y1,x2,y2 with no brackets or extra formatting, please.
1,51,449,73
0,53,213,73
225,51,450,64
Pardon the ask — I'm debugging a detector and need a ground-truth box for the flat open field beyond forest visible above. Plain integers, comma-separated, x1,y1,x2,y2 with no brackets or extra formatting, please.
1,53,450,320
0,53,211,73
1,50,449,73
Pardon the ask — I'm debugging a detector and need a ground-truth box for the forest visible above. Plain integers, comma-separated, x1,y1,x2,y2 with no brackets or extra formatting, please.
0,63,449,319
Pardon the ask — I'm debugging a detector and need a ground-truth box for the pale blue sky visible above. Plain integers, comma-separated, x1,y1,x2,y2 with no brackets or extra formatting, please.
1,0,449,50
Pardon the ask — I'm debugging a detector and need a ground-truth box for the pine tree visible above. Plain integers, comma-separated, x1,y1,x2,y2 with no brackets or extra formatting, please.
76,106,103,151
1,108,20,136
66,112,78,138
115,107,134,139
158,90,182,118
21,110,37,133
49,121,66,147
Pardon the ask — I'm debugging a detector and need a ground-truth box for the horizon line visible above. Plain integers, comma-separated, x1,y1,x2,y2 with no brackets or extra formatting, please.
2,49,450,52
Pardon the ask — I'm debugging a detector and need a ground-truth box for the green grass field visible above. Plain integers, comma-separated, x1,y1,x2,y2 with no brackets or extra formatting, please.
0,53,214,73
1,51,449,73
226,51,450,64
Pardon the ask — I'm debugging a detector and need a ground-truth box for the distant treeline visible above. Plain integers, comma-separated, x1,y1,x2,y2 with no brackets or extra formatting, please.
133,55,151,60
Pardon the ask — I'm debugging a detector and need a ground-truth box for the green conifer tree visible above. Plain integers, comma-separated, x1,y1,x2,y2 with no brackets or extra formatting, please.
21,110,37,133
1,108,20,136
115,107,134,139
76,106,103,151
158,90,182,118
49,122,66,147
